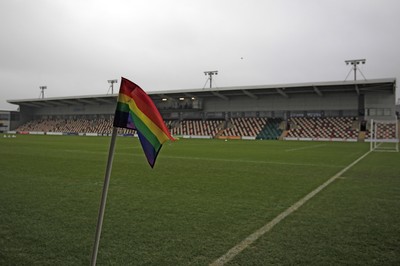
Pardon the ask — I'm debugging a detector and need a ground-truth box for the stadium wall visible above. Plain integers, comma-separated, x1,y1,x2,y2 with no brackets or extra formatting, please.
12,90,392,125
27,104,114,117
0,111,10,132
365,92,396,120
203,92,358,114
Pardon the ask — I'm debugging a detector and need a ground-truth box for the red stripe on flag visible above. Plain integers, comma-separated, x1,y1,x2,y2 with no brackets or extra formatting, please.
121,78,174,141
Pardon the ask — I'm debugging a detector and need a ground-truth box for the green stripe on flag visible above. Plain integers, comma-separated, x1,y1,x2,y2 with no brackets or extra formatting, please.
129,110,161,148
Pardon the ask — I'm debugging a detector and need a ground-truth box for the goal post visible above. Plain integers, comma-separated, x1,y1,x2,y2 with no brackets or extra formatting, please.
369,119,399,152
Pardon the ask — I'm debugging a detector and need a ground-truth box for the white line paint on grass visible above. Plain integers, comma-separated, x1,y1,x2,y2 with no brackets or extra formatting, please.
285,144,326,152
162,155,345,169
63,150,346,168
209,150,371,266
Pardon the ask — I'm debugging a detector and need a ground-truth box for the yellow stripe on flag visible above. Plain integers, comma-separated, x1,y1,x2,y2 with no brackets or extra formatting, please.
127,99,170,143
118,93,131,104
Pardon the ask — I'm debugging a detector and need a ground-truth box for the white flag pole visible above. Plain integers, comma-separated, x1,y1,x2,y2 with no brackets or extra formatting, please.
90,126,118,266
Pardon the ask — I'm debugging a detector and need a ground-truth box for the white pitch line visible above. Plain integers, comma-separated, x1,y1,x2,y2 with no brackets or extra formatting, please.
285,144,326,152
63,149,345,168
162,155,344,169
209,150,371,266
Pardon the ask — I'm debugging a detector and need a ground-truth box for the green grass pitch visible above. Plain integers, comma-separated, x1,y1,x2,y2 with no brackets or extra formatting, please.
1,135,399,265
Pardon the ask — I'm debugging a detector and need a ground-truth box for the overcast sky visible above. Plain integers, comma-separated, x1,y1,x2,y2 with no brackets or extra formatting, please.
1,0,399,110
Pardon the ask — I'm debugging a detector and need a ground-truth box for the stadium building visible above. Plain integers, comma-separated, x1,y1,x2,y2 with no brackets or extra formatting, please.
0,110,19,133
6,78,398,142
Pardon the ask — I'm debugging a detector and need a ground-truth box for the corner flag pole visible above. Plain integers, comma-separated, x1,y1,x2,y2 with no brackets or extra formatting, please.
90,127,118,266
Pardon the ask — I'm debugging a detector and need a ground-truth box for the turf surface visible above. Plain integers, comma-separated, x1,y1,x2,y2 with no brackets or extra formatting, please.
0,135,399,265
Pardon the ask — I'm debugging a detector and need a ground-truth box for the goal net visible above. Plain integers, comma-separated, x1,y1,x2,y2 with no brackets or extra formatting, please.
369,119,399,152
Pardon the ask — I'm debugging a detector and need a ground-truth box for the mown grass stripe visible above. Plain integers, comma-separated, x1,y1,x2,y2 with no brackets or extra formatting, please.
285,144,326,152
209,150,372,266
61,149,346,168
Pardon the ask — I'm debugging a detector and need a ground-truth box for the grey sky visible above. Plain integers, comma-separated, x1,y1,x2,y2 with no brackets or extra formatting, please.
1,0,399,110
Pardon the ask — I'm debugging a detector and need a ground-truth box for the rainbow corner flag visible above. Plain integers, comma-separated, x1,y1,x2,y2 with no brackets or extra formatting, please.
113,77,175,168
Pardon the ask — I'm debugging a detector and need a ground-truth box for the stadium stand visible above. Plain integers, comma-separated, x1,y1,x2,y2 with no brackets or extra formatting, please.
365,122,398,139
15,116,367,141
15,118,135,135
286,117,359,140
221,117,266,137
169,119,224,136
256,118,283,140
7,78,397,143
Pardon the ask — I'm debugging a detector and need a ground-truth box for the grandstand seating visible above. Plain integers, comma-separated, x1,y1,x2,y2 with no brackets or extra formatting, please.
15,118,134,135
256,118,283,140
365,122,397,140
286,117,358,139
169,120,224,136
15,116,367,141
221,117,266,137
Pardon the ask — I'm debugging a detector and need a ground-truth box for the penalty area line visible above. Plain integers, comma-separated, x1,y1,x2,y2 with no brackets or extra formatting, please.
209,150,371,266
285,144,326,152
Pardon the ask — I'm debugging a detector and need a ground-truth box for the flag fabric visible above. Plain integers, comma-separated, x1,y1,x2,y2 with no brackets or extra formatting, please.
113,77,175,167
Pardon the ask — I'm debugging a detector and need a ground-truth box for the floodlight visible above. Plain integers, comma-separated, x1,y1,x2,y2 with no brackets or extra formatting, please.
39,86,47,99
344,59,367,81
203,71,219,88
107,79,118,94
